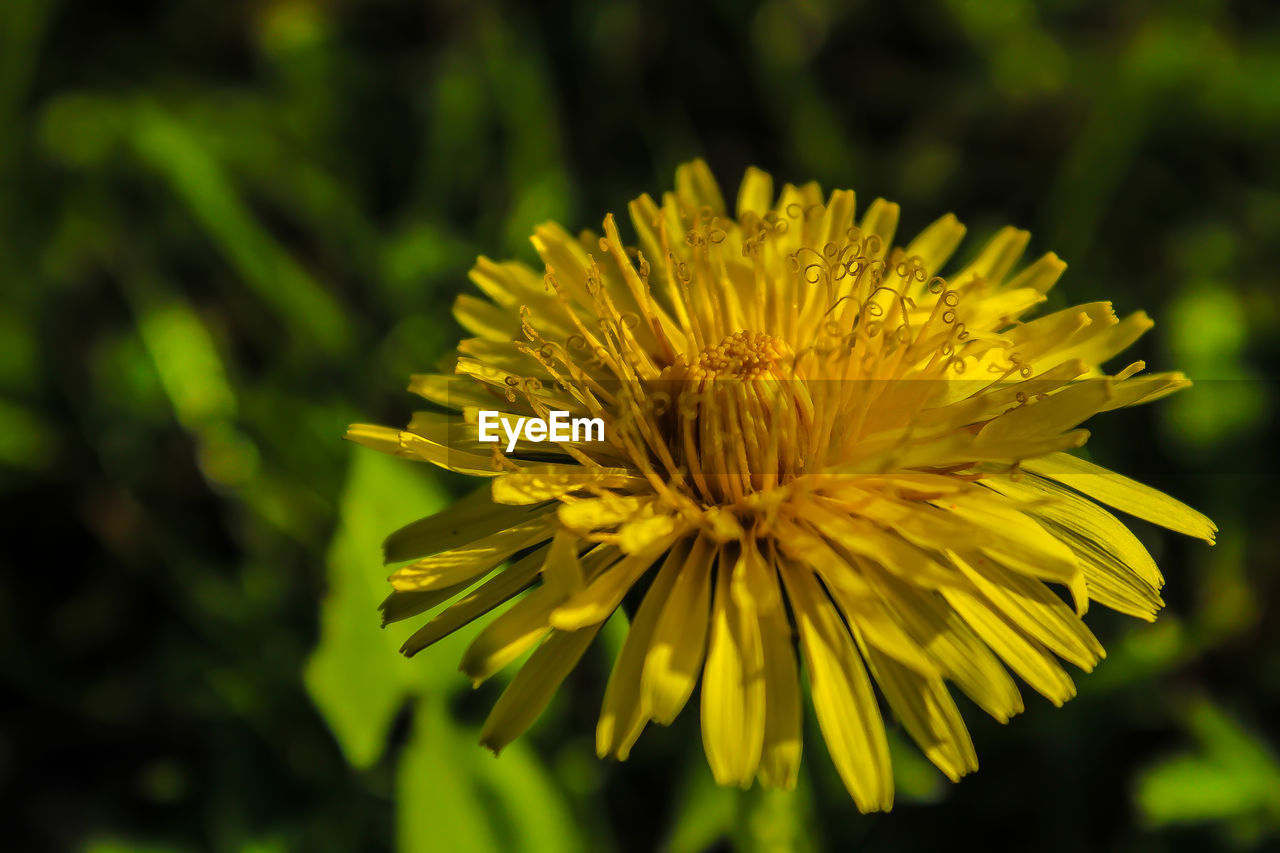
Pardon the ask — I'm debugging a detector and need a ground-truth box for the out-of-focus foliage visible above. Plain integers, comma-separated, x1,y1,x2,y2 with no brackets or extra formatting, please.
2,0,1278,850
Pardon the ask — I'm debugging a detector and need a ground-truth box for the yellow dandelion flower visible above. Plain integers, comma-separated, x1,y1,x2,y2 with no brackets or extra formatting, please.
348,160,1216,811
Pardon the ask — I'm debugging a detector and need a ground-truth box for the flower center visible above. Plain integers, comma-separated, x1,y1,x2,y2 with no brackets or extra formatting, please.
656,331,813,504
690,330,791,381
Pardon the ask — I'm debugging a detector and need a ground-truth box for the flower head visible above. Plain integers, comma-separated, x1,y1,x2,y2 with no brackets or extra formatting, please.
348,160,1215,810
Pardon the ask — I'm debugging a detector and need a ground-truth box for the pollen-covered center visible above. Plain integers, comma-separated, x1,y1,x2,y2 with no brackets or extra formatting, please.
654,331,814,504
690,330,790,381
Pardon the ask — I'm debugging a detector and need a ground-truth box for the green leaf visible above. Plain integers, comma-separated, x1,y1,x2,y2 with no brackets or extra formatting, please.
129,102,353,355
1138,755,1259,824
397,697,505,853
132,295,236,430
397,666,584,853
1136,697,1280,827
472,739,586,853
667,755,818,853
305,448,449,768
665,756,737,853
733,784,818,853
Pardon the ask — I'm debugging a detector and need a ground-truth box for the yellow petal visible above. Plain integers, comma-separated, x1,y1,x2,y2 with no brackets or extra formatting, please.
399,545,547,655
480,624,601,754
731,542,802,788
1101,372,1191,411
816,189,857,253
859,198,899,262
540,529,586,595
627,193,689,329
600,213,686,354
595,539,692,759
388,514,556,592
949,551,1103,671
1004,251,1066,294
459,583,563,684
407,409,496,453
975,378,1114,447
558,495,651,535
904,213,966,277
857,495,1082,592
345,424,501,477
864,570,1024,723
855,420,1089,471
956,286,1045,330
832,585,937,679
1054,310,1154,368
380,582,475,627
641,535,717,725
780,562,893,813
938,492,1084,595
491,468,644,505
453,293,518,340
1022,452,1216,542
1002,305,1099,360
859,639,978,782
798,506,958,589
675,158,727,217
343,423,404,454
754,560,803,789
956,225,1029,286
549,532,681,631
981,472,1162,587
407,373,501,411
701,551,766,787
378,584,455,625
784,528,937,677
467,256,542,308
1070,541,1164,621
942,585,1077,706
617,512,683,554
455,337,543,374
383,488,552,563
736,166,775,219
453,356,534,399
931,360,1092,431
531,221,595,307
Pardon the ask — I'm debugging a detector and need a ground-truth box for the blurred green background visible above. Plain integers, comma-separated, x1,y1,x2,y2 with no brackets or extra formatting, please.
2,0,1278,850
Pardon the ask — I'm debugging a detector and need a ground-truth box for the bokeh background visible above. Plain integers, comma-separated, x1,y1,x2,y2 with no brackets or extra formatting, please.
3,0,1279,850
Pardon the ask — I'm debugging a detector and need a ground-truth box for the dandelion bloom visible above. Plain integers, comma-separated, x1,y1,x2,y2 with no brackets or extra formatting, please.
348,161,1215,811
